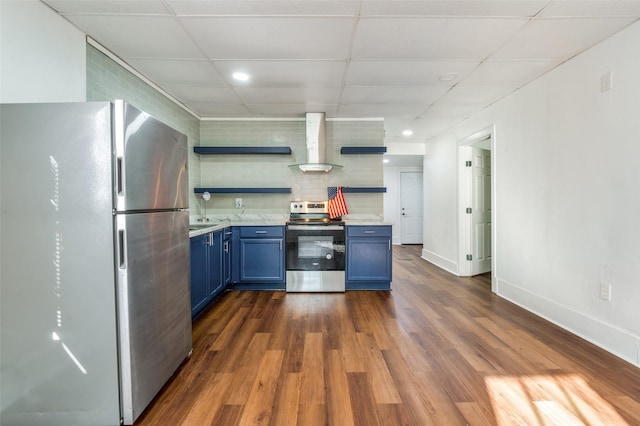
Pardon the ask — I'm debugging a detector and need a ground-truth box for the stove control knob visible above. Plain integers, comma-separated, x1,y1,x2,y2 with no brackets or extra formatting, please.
326,253,332,260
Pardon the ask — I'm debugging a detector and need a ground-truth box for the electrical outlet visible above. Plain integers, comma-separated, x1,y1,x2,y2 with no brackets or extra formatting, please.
601,72,612,92
235,198,243,209
599,283,612,301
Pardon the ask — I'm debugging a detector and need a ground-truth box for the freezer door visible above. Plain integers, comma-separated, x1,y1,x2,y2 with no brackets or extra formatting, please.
113,101,189,212
115,210,192,424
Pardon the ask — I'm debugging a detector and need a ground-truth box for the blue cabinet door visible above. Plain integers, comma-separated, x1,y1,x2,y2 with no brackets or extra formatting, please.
346,226,392,290
190,234,209,317
208,230,224,298
223,229,232,287
239,238,285,282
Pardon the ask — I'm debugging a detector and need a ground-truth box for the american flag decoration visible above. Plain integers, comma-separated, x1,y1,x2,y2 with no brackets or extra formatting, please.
327,186,348,219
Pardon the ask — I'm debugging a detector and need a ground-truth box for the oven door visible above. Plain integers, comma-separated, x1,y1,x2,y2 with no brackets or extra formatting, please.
286,225,345,271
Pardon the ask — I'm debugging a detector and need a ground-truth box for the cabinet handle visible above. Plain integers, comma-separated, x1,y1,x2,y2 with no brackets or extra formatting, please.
224,240,229,253
388,240,391,251
364,230,375,234
280,240,282,250
208,233,214,246
255,230,267,234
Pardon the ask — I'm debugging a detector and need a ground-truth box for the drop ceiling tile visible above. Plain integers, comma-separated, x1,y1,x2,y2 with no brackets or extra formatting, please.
126,59,227,86
351,17,529,60
188,103,252,117
164,86,240,104
457,60,560,87
430,86,518,115
168,0,361,16
233,87,342,104
360,1,547,17
538,1,640,17
45,1,169,14
491,17,636,60
181,17,354,59
65,15,203,58
246,104,338,117
346,60,480,86
341,86,448,105
213,61,348,87
338,103,427,118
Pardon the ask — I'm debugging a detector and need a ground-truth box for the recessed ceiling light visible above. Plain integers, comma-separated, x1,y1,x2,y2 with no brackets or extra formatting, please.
402,129,413,137
383,158,390,163
232,72,250,82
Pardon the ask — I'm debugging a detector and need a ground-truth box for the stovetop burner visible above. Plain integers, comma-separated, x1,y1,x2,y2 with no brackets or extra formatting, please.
287,217,345,226
288,201,345,225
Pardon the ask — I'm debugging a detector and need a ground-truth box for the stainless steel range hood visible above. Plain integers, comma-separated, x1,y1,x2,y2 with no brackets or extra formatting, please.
290,112,342,172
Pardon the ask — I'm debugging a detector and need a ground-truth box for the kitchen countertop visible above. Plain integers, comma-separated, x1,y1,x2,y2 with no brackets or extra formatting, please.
189,217,393,238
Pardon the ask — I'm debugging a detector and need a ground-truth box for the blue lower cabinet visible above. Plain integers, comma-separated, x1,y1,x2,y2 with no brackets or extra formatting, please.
190,230,224,319
223,228,233,287
190,234,209,317
346,225,392,290
231,226,285,290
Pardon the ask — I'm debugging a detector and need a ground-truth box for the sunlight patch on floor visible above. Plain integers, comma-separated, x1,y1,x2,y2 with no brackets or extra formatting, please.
485,374,627,425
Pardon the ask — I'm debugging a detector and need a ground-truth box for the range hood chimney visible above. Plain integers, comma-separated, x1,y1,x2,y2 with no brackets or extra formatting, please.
291,112,342,172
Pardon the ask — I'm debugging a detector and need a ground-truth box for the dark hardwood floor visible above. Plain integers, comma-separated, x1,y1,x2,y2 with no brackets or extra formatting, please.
136,245,640,425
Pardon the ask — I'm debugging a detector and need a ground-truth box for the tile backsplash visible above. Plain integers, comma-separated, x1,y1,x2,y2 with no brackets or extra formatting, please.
198,119,384,218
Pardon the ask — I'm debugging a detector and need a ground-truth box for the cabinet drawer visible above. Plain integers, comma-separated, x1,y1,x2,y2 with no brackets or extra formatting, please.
346,225,392,238
239,226,284,238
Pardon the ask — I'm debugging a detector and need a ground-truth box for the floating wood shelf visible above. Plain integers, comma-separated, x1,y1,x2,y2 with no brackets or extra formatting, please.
194,188,291,194
342,187,387,193
340,147,387,154
194,146,292,155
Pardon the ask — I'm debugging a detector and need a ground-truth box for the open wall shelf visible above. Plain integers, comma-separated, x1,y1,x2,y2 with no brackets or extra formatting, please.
340,147,387,154
194,146,291,155
194,188,291,194
342,187,386,193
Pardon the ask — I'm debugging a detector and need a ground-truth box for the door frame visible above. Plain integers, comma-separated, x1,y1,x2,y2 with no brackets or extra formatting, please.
457,125,497,293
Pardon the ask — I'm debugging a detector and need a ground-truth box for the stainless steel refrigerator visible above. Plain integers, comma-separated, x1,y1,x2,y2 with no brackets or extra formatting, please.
0,101,192,425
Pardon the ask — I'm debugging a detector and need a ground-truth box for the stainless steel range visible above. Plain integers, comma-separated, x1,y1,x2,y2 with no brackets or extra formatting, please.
286,201,346,292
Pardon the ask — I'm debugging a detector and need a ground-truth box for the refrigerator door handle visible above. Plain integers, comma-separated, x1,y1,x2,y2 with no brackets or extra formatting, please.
116,157,124,196
117,217,127,269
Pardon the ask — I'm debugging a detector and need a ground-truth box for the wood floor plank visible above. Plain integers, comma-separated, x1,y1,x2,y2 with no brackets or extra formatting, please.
225,333,272,404
135,246,640,426
325,349,355,426
355,332,402,404
178,373,234,426
237,349,284,425
300,332,325,405
270,373,301,426
347,372,383,426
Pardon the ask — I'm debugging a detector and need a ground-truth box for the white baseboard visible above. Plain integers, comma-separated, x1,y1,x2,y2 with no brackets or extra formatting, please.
421,249,459,276
497,277,640,368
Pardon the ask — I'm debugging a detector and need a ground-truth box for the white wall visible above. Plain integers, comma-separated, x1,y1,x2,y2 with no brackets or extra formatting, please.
423,21,640,366
0,1,86,103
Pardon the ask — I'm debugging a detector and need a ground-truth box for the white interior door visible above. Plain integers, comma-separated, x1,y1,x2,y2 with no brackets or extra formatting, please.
471,148,492,275
401,171,423,244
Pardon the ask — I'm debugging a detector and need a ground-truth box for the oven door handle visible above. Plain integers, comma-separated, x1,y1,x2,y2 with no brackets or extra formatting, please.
287,225,344,231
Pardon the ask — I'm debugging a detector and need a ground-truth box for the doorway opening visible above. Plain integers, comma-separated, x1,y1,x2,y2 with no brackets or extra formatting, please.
458,126,496,292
